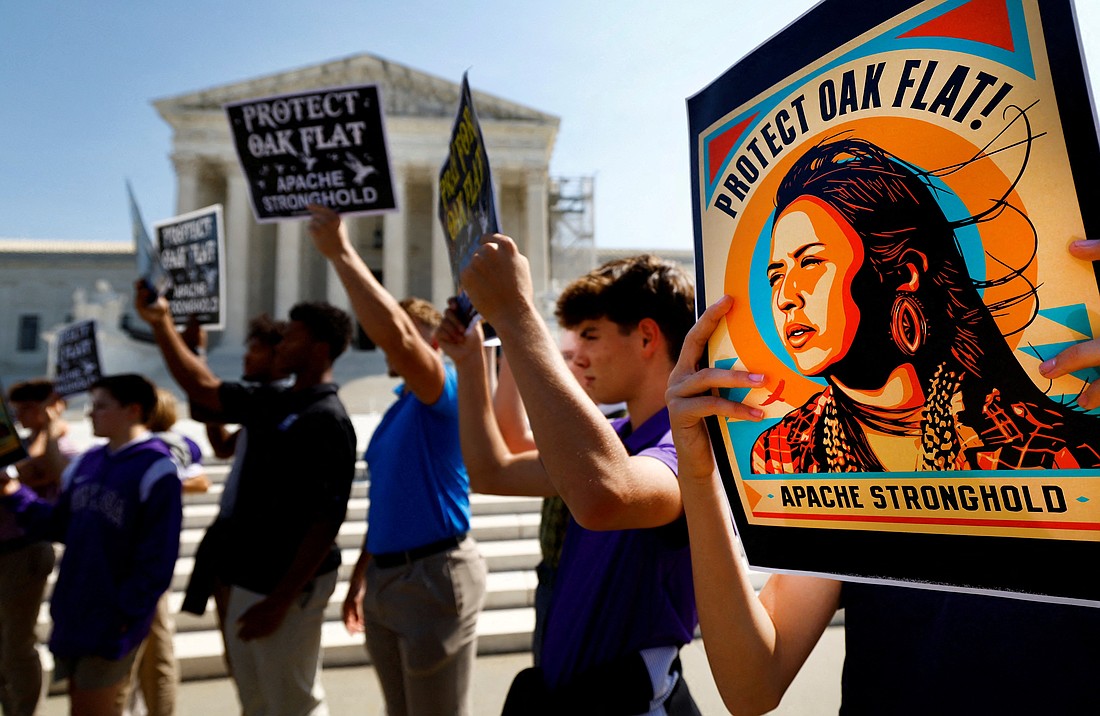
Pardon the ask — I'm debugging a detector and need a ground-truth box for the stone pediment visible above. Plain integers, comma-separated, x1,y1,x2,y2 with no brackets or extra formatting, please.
154,52,559,127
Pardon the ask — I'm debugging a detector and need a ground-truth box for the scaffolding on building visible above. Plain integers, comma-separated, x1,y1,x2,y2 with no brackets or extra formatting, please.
547,176,596,307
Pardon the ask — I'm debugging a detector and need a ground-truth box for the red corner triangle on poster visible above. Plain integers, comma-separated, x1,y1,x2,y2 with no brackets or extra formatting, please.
707,114,759,185
898,0,1015,53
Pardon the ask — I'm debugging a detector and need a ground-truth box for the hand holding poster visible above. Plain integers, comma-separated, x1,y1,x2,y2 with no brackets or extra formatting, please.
154,205,226,328
225,85,398,221
438,72,500,325
688,0,1100,603
51,320,102,397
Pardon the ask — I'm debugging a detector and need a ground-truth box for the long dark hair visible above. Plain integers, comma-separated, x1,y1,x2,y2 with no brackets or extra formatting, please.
774,136,1095,466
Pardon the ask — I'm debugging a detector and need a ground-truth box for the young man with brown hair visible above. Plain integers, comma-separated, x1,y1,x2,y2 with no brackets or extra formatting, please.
438,238,701,714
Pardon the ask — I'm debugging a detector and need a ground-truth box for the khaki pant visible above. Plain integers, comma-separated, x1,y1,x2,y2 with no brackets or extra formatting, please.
363,537,487,716
117,594,178,716
224,570,337,716
0,542,54,716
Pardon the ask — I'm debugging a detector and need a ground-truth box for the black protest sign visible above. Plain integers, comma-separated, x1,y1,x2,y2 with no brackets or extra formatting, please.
53,320,102,397
0,382,28,468
154,205,225,328
438,72,500,289
225,85,398,222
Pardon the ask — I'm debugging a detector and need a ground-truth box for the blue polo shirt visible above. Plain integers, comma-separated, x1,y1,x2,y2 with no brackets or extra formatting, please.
364,364,470,554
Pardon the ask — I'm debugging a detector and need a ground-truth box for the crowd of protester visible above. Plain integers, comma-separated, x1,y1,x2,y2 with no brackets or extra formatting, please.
2,198,1100,715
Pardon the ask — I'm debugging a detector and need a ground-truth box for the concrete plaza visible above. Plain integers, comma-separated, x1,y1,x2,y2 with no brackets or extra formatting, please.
41,630,845,715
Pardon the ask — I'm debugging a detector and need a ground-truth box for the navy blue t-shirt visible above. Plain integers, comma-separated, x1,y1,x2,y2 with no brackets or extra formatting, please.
840,582,1100,714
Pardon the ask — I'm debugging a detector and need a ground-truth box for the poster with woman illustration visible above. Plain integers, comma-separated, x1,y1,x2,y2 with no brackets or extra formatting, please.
689,0,1100,603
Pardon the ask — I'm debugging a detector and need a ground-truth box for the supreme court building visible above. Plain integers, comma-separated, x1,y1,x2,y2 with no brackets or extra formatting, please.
155,53,561,347
2,54,695,378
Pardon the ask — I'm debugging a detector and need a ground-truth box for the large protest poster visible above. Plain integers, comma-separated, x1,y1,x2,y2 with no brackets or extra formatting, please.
225,85,398,221
51,320,102,397
689,0,1100,603
438,73,500,291
0,384,28,468
154,205,226,328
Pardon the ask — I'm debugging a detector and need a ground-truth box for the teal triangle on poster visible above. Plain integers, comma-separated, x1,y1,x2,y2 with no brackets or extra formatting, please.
1048,396,1100,416
1037,304,1093,339
715,358,752,403
1019,339,1093,363
1019,339,1100,383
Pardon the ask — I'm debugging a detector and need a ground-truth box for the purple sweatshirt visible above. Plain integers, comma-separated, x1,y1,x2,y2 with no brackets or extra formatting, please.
2,434,182,660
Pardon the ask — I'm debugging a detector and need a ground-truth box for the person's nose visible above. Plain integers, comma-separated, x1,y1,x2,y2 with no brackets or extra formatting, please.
776,274,804,312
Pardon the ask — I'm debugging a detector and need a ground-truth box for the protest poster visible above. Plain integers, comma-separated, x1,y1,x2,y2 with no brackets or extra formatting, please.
0,384,28,469
225,85,397,221
51,320,102,397
130,182,172,298
688,0,1100,603
154,205,226,328
438,73,501,334
438,72,500,290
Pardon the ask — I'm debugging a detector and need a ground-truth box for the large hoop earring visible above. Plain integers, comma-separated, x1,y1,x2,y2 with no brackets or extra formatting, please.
890,293,927,356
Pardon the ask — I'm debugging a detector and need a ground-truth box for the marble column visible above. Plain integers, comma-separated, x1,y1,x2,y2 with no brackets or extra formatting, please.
274,221,301,318
223,169,252,346
172,154,202,215
326,263,351,312
525,171,549,301
382,166,408,300
431,177,453,307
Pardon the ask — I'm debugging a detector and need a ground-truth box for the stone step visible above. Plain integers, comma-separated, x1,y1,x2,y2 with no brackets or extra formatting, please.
173,509,541,560
181,491,543,530
170,568,537,634
165,607,539,681
39,542,543,639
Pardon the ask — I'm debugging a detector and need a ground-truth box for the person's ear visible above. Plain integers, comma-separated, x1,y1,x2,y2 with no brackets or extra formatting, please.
127,403,145,425
637,318,662,358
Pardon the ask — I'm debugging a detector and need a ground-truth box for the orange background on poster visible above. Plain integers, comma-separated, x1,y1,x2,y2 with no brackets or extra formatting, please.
722,117,1036,408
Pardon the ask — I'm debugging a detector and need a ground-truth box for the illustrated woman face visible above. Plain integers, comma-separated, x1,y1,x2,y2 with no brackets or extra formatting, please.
767,196,865,376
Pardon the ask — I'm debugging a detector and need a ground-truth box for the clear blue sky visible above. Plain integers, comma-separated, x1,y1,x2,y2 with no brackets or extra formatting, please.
2,1,1098,250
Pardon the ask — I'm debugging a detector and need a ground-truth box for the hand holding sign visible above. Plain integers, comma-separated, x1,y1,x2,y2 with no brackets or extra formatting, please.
436,298,486,366
305,204,350,260
134,280,172,328
1039,238,1100,410
460,234,534,334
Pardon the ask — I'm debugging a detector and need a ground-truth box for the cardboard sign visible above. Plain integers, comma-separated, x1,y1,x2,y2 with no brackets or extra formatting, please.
52,320,102,397
154,205,226,328
688,0,1100,603
225,84,398,221
0,383,28,469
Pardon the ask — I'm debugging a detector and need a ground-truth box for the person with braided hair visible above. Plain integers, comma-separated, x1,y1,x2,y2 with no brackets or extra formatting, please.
752,137,1100,475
